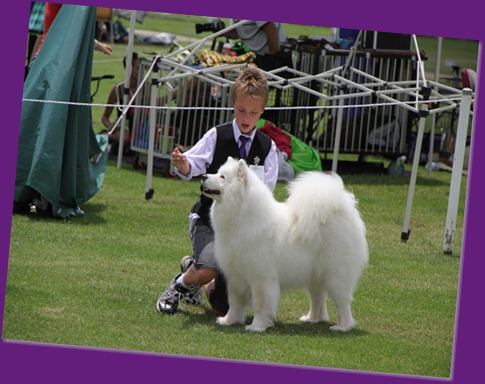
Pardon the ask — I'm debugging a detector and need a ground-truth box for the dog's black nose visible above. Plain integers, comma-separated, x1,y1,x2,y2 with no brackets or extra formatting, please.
201,174,208,181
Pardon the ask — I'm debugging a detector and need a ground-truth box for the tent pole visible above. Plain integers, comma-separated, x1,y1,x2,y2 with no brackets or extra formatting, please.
427,37,443,177
331,96,344,173
401,87,431,242
145,72,158,200
443,88,472,254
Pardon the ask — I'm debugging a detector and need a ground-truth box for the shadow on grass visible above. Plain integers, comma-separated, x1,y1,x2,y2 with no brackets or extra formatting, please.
180,307,369,338
19,203,109,225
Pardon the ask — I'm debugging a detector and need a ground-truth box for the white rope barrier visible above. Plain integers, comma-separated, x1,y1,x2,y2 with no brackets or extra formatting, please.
21,96,467,112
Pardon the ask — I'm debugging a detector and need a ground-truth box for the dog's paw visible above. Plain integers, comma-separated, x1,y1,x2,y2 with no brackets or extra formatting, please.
216,315,244,327
299,314,319,323
216,316,232,326
299,313,329,323
245,324,269,332
330,321,357,332
245,318,273,332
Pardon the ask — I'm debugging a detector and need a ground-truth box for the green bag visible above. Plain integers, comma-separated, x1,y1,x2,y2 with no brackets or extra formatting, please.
288,134,323,174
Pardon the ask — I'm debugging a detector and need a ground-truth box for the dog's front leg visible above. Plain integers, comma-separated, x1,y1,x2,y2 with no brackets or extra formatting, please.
245,281,279,332
300,286,329,323
216,285,248,326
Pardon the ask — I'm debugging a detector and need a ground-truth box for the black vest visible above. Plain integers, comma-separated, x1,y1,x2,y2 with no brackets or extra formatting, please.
191,122,272,225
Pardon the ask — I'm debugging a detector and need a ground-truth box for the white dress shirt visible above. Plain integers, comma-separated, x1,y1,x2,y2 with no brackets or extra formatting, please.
175,119,279,192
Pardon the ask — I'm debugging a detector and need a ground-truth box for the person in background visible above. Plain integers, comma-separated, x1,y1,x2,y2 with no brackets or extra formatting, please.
101,52,141,154
25,2,46,78
31,2,112,65
223,20,293,72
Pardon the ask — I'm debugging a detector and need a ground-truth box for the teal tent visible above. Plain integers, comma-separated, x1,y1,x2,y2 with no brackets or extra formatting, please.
15,5,108,218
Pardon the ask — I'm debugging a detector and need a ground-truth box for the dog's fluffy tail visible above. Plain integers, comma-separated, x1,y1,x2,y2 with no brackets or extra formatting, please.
286,171,359,243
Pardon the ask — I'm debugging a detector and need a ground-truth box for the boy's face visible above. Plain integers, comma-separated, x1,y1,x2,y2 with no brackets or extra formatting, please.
233,95,265,134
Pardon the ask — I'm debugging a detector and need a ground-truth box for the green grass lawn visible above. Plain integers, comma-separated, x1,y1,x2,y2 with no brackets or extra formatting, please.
3,159,465,378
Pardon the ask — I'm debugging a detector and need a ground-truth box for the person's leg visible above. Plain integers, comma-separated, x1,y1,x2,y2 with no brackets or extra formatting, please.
180,219,218,288
157,219,219,314
188,221,229,316
156,256,203,314
205,273,229,317
182,263,216,287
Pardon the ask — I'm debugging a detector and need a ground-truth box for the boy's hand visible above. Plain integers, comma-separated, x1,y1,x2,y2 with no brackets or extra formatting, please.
171,147,190,175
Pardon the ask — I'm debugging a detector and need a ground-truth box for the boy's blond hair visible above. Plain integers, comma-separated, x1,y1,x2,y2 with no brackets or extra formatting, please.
230,67,269,106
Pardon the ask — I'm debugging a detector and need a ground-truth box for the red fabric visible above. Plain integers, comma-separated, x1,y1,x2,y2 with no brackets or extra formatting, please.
259,120,292,159
34,3,63,56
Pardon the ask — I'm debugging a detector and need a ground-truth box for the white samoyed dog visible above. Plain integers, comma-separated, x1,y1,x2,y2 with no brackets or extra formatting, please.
201,157,368,332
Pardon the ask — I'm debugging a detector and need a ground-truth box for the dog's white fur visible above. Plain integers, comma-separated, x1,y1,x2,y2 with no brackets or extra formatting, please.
201,157,368,332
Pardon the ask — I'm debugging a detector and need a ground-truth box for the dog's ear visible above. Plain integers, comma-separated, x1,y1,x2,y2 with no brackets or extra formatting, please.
237,159,249,187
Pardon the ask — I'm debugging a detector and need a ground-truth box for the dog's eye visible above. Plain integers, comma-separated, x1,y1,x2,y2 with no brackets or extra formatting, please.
220,175,225,180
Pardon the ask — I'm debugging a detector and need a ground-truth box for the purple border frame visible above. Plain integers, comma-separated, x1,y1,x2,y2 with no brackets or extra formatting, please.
1,1,483,383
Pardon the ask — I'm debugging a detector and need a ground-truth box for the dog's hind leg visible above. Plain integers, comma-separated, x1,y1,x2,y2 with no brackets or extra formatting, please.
245,281,280,332
329,297,357,332
300,286,329,323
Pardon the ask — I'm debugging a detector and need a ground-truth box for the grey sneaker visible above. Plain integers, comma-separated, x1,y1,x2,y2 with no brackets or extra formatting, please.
156,257,202,314
179,256,202,306
156,274,184,314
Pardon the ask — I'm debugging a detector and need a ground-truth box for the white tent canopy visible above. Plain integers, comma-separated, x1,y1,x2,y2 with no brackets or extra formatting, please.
115,11,473,254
